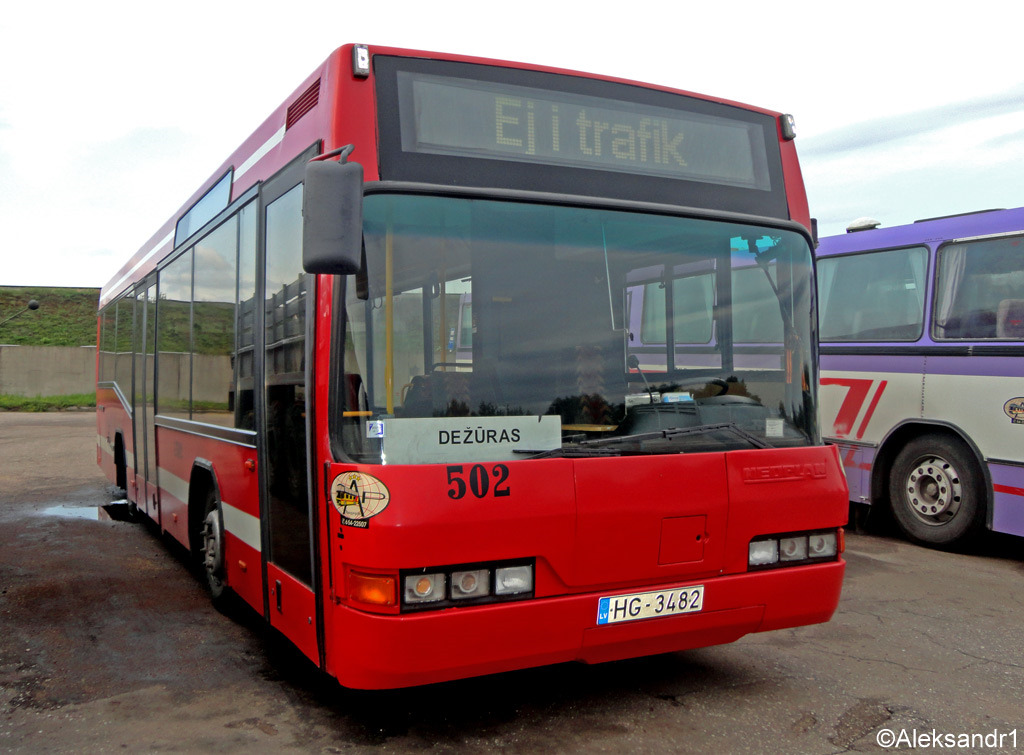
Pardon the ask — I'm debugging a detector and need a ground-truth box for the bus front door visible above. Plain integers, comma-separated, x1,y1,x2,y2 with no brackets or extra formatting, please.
258,155,320,665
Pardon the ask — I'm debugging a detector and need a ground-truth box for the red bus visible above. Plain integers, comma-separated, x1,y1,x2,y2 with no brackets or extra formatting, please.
96,44,846,690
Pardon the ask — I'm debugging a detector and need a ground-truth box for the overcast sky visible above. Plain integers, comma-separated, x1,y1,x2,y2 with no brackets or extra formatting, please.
3,0,1023,290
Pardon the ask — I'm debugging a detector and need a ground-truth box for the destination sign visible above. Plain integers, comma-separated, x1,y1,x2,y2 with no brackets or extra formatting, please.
378,416,561,465
397,72,772,190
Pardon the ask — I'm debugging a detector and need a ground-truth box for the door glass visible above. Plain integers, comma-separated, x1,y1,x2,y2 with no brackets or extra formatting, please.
141,280,158,515
263,184,312,585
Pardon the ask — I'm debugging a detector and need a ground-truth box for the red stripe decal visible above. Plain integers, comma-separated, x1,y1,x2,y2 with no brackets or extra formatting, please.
993,484,1024,498
855,380,888,440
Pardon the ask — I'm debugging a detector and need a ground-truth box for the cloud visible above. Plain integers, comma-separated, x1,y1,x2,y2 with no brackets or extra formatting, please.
800,84,1024,157
78,127,200,172
0,125,215,288
70,127,206,214
800,81,1024,237
808,154,1024,237
980,126,1024,152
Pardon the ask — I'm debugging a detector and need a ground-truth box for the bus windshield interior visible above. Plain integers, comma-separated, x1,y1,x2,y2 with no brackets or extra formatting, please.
336,194,817,463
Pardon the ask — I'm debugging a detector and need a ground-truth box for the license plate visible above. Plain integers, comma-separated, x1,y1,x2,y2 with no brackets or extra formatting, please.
596,585,704,625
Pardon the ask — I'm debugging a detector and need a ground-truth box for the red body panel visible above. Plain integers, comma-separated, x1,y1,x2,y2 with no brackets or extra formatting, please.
571,455,729,585
322,445,847,688
326,446,845,592
225,532,263,613
779,137,811,230
95,388,134,499
267,563,319,664
155,426,262,611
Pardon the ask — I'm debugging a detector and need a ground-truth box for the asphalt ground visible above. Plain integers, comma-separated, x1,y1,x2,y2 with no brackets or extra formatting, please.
1,411,1022,753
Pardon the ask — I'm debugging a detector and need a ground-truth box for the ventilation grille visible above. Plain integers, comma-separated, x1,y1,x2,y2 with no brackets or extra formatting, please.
286,80,320,130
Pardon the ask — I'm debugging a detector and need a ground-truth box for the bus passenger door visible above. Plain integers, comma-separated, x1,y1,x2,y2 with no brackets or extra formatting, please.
258,150,321,665
132,276,159,522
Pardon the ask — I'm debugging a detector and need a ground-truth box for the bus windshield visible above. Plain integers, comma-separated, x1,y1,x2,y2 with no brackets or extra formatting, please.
337,194,816,463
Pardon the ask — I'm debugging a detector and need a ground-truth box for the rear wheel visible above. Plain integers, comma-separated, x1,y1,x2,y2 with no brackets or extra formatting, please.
888,434,985,547
113,437,139,522
200,489,229,607
114,437,128,493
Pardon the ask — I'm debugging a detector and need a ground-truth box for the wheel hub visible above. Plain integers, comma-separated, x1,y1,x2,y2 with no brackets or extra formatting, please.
201,509,224,578
906,456,962,524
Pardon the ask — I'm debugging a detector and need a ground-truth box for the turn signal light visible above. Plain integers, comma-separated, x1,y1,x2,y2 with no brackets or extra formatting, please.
348,570,397,607
404,573,446,604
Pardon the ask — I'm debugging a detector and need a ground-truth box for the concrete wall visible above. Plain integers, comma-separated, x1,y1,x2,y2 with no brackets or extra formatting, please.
0,346,234,401
0,346,96,396
142,351,233,405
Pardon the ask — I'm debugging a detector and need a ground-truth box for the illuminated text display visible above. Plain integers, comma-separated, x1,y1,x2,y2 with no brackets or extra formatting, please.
399,73,771,190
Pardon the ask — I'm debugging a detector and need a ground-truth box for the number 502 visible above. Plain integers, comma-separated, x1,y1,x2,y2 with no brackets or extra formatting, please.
446,464,511,500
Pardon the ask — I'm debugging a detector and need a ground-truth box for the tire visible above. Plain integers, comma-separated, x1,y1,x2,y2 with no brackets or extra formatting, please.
114,439,128,494
114,439,139,522
200,488,230,608
888,434,985,547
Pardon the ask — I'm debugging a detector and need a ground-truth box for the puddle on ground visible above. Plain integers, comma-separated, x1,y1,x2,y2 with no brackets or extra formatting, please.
41,501,134,522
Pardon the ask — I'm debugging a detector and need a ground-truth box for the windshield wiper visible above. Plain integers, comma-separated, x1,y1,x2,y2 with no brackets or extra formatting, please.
524,421,771,459
516,445,623,459
587,422,770,450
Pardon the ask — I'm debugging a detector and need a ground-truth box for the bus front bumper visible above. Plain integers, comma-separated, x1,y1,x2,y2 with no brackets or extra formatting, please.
326,560,845,689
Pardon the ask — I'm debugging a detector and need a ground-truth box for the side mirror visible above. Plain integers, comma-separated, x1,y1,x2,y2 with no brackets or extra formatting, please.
302,146,363,275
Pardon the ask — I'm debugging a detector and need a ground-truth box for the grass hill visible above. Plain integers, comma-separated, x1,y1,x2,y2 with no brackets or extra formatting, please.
0,286,99,347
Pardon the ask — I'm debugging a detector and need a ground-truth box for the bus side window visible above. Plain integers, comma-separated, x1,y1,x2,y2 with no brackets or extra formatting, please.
819,247,926,342
935,236,1024,340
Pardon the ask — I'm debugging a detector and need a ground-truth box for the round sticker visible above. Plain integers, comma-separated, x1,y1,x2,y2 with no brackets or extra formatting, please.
330,471,390,520
1004,397,1024,424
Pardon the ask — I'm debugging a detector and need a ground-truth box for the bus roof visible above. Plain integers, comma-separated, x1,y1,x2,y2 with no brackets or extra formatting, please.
101,43,795,306
817,206,1024,256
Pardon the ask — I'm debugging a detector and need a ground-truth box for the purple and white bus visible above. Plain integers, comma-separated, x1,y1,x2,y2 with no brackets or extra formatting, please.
816,208,1024,546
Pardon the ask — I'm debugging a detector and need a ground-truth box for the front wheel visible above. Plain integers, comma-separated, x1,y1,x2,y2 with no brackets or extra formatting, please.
200,489,230,608
888,434,985,547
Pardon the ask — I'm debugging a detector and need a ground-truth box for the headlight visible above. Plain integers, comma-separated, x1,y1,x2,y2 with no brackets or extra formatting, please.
809,532,838,558
451,569,490,599
780,535,809,562
399,561,534,611
748,530,840,570
495,565,533,595
748,539,779,567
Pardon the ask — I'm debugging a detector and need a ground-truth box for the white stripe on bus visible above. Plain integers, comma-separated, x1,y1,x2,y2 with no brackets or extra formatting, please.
107,230,174,296
158,467,189,505
155,468,262,552
234,126,286,184
222,502,262,553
